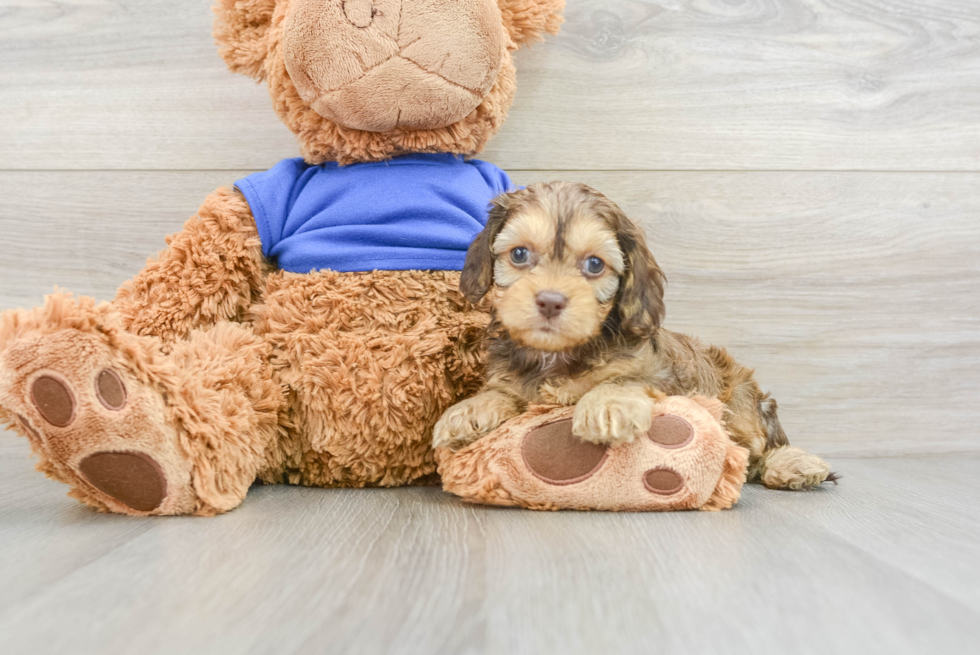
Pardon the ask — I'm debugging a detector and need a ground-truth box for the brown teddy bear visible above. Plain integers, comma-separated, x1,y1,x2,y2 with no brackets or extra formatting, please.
0,0,565,516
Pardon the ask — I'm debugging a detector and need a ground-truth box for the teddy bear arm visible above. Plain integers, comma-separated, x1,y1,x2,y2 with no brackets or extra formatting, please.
114,187,272,347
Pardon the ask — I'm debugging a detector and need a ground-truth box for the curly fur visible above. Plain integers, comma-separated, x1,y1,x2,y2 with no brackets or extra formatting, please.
498,0,565,46
213,0,278,80
115,187,272,347
251,270,490,488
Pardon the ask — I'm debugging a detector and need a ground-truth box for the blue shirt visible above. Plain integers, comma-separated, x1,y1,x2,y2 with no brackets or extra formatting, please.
235,154,513,273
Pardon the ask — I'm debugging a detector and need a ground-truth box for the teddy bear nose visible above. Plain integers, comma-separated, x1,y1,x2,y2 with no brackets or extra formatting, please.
536,291,568,319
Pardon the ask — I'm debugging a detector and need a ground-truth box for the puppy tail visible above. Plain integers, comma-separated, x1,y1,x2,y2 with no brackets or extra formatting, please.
757,396,839,490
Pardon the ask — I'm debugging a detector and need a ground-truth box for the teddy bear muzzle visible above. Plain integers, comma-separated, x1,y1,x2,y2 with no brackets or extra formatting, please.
283,0,505,132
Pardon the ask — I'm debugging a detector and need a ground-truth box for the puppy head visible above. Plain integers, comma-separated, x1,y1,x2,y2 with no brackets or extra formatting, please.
461,182,665,351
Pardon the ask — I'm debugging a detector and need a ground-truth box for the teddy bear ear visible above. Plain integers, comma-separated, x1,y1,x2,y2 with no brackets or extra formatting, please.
498,0,566,48
213,0,277,81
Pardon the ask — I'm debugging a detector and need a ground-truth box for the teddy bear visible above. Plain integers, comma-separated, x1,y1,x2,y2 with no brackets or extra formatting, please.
0,0,566,516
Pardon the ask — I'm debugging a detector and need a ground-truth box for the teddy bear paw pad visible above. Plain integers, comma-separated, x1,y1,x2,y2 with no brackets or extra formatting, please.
79,451,167,512
521,418,609,485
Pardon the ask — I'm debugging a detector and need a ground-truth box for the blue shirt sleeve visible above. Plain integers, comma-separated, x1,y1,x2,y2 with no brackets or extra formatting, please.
470,159,516,197
235,158,309,258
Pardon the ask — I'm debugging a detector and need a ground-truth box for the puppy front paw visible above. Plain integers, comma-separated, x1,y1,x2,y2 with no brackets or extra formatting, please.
573,387,655,447
433,395,518,451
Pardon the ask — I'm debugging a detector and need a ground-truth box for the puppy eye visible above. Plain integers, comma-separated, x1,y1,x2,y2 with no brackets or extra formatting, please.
584,256,605,276
510,247,530,265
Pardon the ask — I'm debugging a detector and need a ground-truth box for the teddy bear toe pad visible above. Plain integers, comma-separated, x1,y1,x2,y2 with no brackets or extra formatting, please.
34,367,128,423
646,414,694,448
643,467,685,495
31,374,76,427
95,369,127,410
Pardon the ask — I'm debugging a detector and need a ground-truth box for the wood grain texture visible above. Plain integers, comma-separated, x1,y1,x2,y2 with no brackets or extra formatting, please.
1,0,979,171
1,437,979,655
2,170,977,456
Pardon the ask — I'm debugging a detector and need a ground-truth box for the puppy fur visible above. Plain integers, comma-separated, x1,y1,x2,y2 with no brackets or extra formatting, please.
433,182,836,490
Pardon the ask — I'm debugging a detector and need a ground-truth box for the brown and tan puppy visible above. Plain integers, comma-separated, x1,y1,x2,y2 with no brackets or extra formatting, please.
433,182,835,490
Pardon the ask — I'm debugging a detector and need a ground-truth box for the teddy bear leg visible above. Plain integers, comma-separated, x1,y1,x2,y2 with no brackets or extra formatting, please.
437,395,749,511
0,294,284,516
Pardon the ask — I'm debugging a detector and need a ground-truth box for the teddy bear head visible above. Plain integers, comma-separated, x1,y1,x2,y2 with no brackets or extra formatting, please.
214,0,564,164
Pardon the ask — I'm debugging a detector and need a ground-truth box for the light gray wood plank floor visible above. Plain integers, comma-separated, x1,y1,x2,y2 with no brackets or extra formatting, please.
1,436,978,655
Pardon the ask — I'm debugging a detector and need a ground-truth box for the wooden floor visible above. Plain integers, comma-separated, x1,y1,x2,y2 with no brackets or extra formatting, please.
2,1,980,653
1,438,978,655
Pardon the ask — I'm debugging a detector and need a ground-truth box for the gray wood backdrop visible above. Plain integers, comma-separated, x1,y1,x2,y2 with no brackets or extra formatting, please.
2,0,978,457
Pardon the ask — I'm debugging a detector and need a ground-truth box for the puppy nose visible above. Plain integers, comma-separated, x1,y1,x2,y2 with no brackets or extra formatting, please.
536,291,568,319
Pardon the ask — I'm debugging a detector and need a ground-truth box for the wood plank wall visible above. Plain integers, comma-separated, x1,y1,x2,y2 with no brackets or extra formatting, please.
1,0,978,456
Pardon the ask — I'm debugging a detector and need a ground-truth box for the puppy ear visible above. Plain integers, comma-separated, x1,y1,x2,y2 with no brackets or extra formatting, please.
498,0,565,48
613,215,666,337
213,0,277,81
460,192,518,303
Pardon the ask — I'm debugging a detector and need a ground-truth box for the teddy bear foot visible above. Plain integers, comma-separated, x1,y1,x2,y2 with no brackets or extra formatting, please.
436,396,750,512
12,364,193,515
0,294,198,515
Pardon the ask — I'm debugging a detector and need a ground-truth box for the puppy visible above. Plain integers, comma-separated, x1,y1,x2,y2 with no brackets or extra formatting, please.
433,181,835,490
